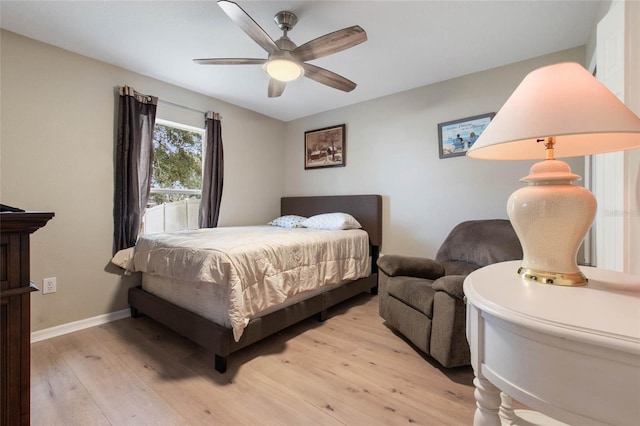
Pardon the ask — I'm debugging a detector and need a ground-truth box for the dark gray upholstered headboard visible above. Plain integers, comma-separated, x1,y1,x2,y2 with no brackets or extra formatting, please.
281,194,382,248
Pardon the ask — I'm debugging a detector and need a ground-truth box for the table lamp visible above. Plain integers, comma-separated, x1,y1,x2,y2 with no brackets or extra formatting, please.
467,62,640,286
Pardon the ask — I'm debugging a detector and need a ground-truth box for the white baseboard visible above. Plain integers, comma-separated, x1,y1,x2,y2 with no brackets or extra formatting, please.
31,308,131,343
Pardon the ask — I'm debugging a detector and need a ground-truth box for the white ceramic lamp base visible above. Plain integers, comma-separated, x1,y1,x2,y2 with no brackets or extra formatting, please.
507,159,596,286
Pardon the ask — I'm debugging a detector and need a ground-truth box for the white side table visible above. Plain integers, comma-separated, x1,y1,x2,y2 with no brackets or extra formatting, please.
464,261,640,426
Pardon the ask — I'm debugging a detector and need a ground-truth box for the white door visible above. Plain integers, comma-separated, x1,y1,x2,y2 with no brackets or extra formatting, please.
592,0,626,271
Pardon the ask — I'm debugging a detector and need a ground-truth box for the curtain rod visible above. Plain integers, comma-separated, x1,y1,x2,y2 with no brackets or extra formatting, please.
158,99,222,120
159,99,207,115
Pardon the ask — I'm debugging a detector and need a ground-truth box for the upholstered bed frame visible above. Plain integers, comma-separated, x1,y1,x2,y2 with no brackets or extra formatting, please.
128,194,382,373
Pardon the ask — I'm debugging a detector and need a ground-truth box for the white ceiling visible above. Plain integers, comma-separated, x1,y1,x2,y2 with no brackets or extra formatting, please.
1,1,599,122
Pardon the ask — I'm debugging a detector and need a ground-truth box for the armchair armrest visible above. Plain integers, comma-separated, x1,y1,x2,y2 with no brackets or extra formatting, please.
432,275,466,300
376,255,445,280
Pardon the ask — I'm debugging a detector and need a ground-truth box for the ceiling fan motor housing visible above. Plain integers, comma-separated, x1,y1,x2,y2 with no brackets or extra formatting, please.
275,37,297,52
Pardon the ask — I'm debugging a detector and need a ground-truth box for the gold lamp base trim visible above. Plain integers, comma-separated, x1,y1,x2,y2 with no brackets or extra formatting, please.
517,267,588,286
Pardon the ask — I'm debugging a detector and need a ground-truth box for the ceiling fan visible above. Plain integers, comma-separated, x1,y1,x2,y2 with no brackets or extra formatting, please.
194,0,367,98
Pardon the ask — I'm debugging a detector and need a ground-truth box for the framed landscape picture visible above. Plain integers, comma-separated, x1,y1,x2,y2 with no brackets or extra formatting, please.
304,124,346,169
438,113,495,159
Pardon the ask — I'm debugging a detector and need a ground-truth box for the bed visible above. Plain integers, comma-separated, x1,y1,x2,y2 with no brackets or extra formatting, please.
127,194,382,373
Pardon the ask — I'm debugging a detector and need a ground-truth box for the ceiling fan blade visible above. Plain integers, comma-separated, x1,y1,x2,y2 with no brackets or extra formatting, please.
301,63,357,93
194,58,266,65
218,0,279,55
292,25,367,62
268,78,286,98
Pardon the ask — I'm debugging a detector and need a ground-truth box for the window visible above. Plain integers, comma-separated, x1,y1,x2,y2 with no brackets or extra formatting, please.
143,119,205,234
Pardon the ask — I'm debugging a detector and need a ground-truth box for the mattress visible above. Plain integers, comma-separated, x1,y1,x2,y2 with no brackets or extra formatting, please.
132,226,371,340
141,274,346,331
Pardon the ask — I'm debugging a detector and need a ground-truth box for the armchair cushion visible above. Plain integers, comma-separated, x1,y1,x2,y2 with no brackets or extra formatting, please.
387,277,435,318
432,275,466,300
435,219,523,266
441,261,479,276
376,255,445,280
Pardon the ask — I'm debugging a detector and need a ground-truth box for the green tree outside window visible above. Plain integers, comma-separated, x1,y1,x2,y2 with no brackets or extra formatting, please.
150,123,203,205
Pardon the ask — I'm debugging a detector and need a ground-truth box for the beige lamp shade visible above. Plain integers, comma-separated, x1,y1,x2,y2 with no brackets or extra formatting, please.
467,62,640,160
466,62,640,286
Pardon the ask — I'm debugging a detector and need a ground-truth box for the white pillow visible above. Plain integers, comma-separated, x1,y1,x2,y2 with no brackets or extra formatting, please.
111,247,135,274
301,212,362,230
268,215,307,228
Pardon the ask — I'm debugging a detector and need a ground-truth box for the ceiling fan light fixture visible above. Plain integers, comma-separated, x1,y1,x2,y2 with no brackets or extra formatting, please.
264,58,303,82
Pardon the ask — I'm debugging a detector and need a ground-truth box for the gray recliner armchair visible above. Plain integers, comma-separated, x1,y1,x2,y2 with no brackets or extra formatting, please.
377,219,522,367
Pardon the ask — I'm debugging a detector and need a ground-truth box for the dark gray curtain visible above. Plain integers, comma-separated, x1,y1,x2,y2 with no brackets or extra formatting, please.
113,86,158,253
199,112,224,228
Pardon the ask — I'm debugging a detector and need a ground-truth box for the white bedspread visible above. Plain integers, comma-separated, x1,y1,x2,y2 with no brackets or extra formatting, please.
132,226,370,341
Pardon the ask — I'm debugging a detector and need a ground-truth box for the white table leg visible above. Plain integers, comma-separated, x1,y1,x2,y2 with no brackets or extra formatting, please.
499,393,520,425
499,392,569,426
473,375,502,426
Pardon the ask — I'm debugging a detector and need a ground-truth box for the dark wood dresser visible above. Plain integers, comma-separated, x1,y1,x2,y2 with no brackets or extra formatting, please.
1,212,54,426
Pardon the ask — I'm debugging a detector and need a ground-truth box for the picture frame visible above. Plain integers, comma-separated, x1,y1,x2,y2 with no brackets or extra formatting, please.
304,124,346,169
438,113,495,159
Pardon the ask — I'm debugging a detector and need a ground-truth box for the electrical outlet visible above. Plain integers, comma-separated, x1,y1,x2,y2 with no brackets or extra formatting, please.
43,277,57,294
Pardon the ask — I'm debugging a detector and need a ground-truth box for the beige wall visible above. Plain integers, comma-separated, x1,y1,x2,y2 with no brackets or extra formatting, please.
0,30,285,331
283,48,586,258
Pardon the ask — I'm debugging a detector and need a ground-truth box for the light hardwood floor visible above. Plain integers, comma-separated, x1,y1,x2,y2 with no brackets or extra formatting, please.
31,293,477,425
